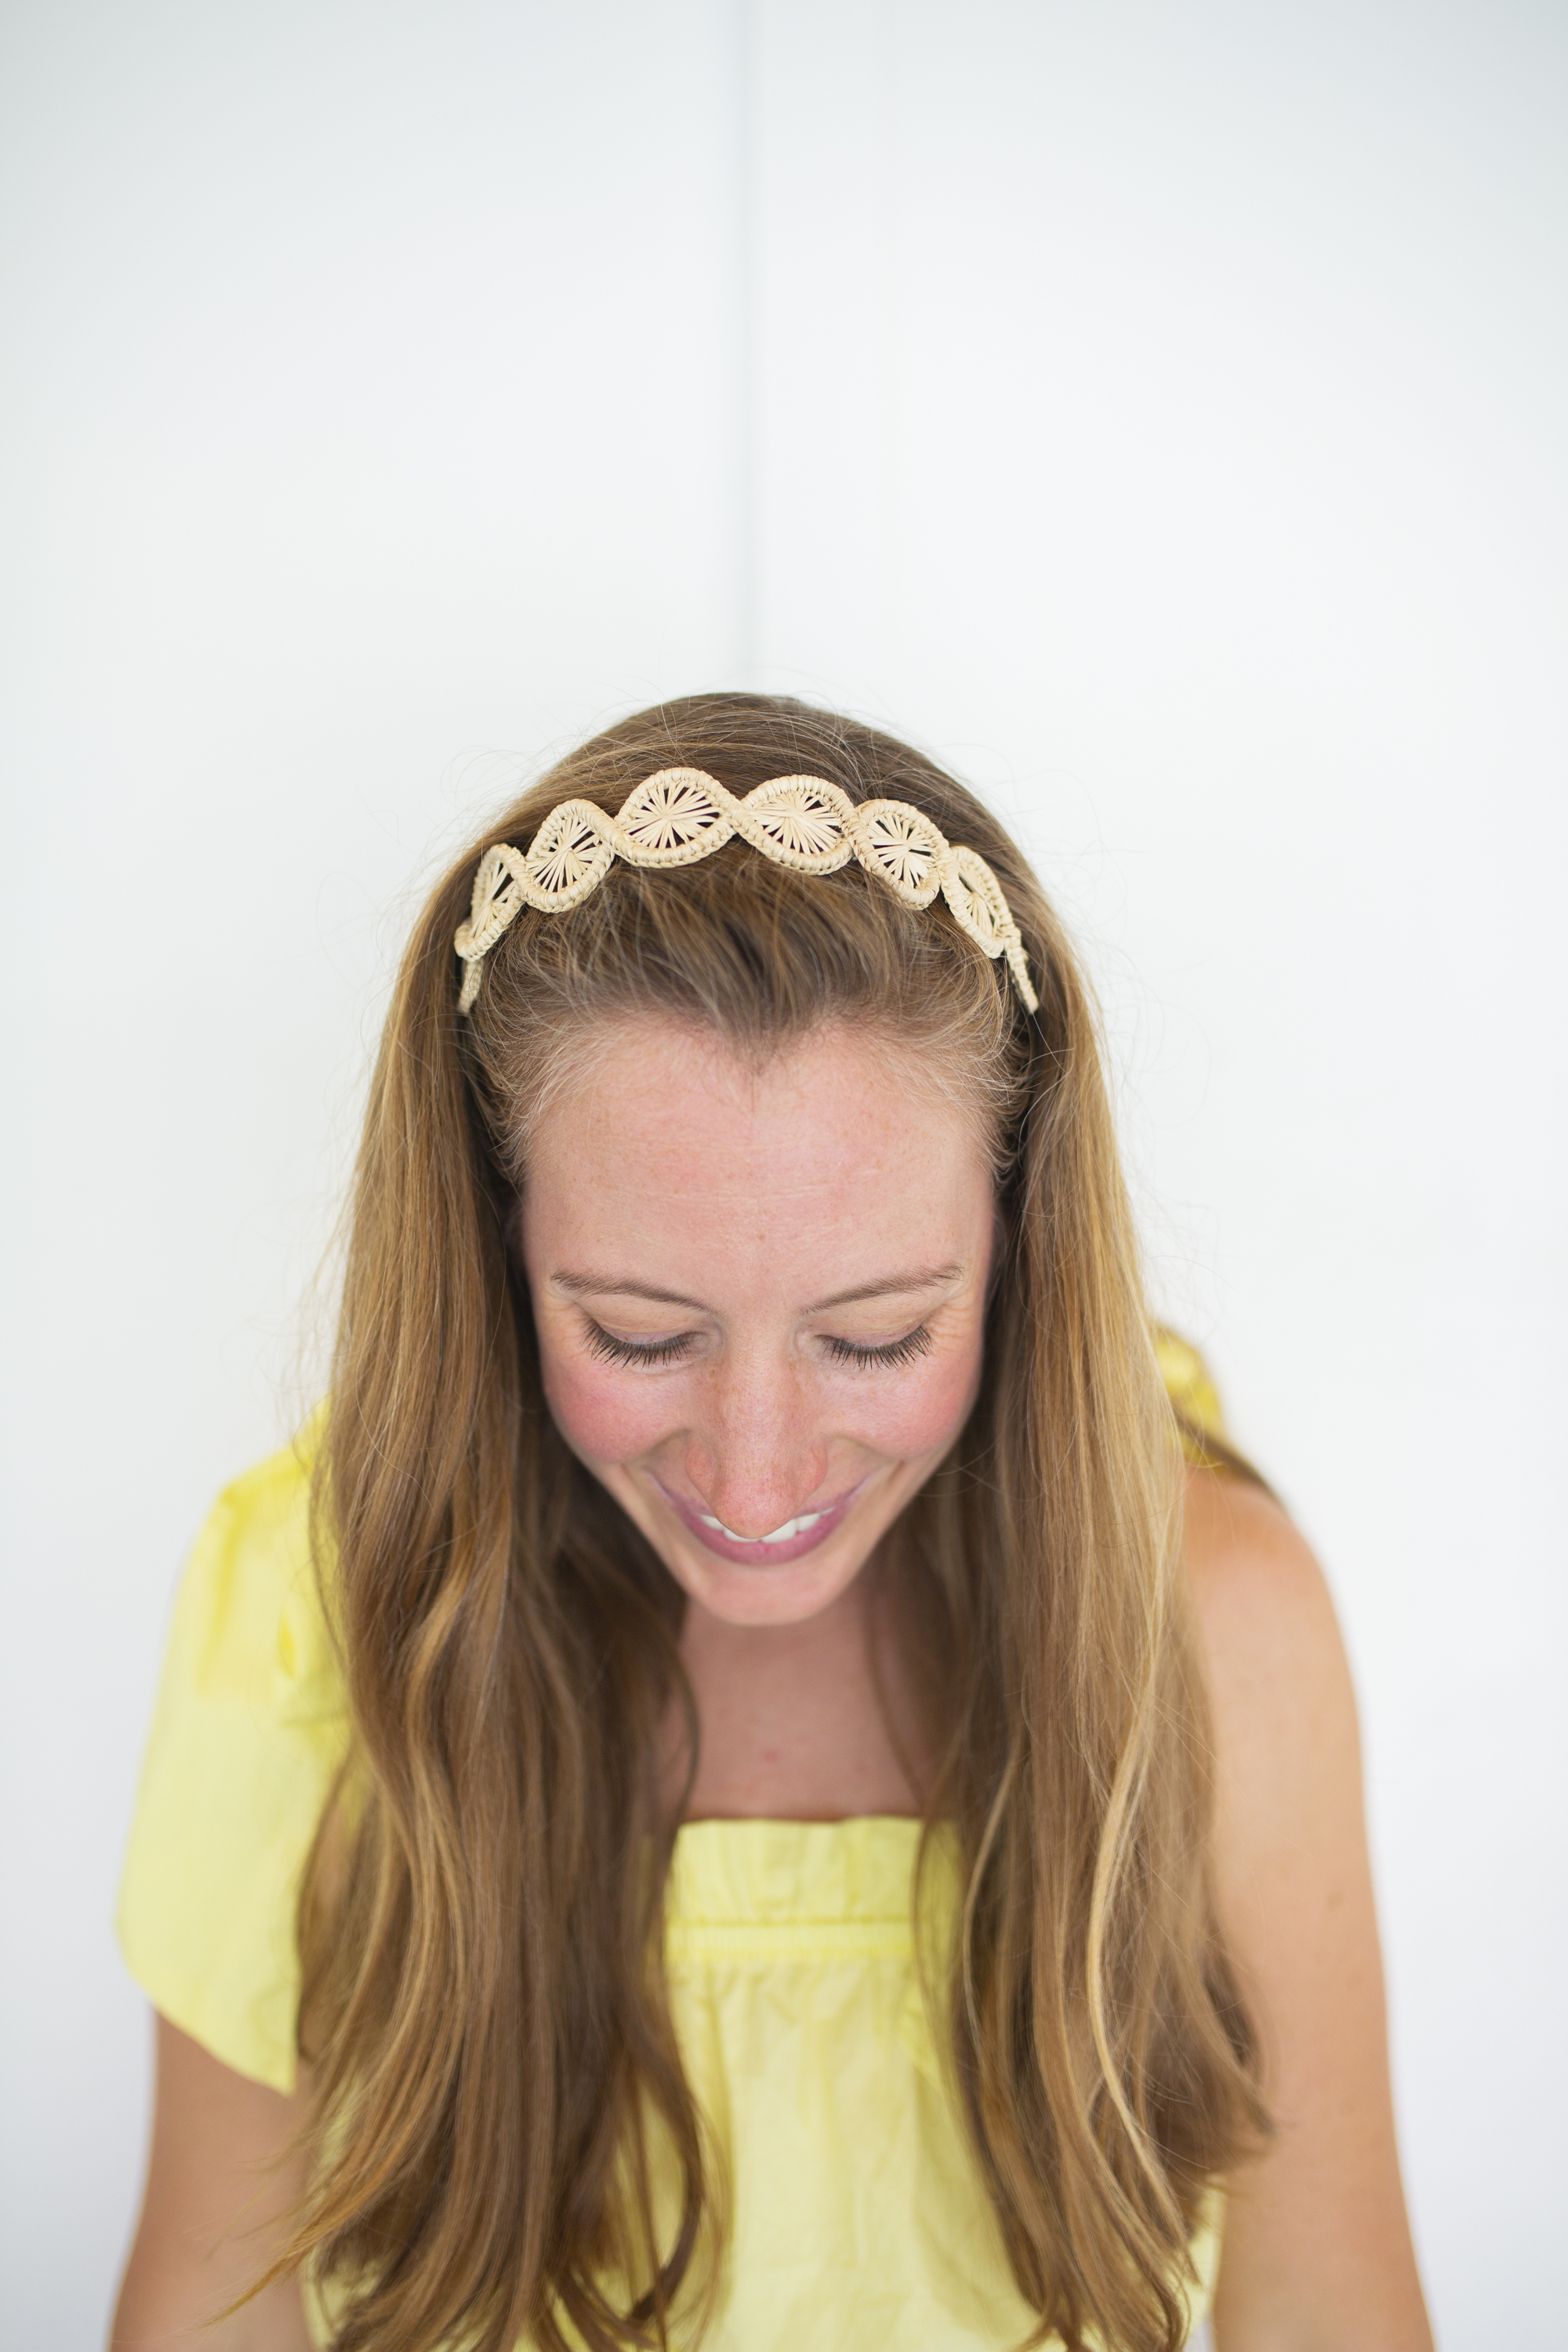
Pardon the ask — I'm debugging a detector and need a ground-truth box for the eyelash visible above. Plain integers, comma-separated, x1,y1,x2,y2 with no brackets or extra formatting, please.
583,1323,935,1371
822,1326,935,1370
585,1324,695,1369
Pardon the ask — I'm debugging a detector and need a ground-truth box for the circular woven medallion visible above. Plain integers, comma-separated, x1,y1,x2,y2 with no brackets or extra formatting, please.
521,800,616,909
944,845,1014,956
741,776,855,871
457,844,526,960
618,768,733,865
455,844,532,1011
854,800,947,907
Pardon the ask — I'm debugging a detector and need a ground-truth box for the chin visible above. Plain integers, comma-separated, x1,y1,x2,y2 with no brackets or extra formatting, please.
673,1541,871,1629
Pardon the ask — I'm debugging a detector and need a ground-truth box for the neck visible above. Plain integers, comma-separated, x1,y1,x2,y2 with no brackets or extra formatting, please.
671,1552,934,1824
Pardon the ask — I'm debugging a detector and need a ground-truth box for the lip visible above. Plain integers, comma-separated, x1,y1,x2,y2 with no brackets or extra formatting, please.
650,1473,867,1567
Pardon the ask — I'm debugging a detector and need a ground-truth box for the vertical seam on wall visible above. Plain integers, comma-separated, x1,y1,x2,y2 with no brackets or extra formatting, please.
737,0,759,679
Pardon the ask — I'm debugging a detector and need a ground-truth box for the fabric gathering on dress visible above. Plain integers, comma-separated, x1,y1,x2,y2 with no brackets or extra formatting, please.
118,1334,1229,2350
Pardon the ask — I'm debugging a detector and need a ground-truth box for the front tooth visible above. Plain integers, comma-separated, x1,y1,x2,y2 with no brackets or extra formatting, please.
700,1510,825,1543
761,1511,823,1544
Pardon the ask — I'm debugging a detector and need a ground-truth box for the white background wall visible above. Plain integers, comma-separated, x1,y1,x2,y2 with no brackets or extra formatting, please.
2,5,1563,2345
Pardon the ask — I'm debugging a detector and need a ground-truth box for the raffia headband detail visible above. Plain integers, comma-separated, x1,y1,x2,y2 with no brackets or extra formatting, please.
454,768,1040,1014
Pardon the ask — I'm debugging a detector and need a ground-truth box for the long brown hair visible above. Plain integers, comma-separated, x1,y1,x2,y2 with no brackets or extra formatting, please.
284,693,1265,2352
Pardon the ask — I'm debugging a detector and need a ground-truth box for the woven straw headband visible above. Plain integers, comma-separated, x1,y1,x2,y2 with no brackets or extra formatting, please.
454,768,1040,1015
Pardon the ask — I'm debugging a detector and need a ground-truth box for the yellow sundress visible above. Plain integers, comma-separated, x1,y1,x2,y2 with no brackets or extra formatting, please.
119,1348,1230,2348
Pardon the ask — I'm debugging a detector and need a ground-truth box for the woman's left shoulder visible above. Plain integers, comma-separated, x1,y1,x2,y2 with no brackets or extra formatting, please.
1179,1466,1354,1753
1178,1464,1370,1966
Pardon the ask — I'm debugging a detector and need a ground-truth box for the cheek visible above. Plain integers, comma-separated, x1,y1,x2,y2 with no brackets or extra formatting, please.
841,1341,985,1462
538,1342,678,1468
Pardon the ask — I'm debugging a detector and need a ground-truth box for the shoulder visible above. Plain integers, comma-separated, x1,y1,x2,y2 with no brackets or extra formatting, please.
1181,1468,1352,1730
1179,1468,1367,1984
118,1418,347,2093
1185,1458,1345,1665
200,1415,321,1577
172,1417,338,1706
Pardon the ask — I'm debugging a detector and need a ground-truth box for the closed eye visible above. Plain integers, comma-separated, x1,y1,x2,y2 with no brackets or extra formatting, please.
584,1323,697,1368
821,1325,935,1370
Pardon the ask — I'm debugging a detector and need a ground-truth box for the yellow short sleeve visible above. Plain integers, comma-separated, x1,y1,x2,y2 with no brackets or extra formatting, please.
1155,1328,1232,1465
117,1431,348,2092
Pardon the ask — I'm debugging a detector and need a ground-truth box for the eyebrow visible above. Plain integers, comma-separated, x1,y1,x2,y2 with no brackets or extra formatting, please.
550,1264,964,1316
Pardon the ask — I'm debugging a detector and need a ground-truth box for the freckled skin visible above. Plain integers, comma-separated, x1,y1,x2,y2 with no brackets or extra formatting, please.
517,1016,995,1824
519,1018,994,1637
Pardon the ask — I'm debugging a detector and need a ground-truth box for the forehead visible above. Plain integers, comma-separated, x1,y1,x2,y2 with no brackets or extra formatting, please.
522,1016,992,1284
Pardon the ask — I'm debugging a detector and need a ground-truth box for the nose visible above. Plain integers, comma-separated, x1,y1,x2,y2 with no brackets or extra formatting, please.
681,1350,829,1539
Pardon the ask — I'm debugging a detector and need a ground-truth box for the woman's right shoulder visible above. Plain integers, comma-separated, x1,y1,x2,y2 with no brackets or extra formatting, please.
118,1413,349,2094
175,1411,343,1710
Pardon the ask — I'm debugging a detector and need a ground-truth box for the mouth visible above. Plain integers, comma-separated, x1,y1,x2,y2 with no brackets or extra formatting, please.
652,1475,865,1566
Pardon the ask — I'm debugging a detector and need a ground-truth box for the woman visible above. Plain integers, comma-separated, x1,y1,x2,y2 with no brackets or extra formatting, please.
111,694,1432,2351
